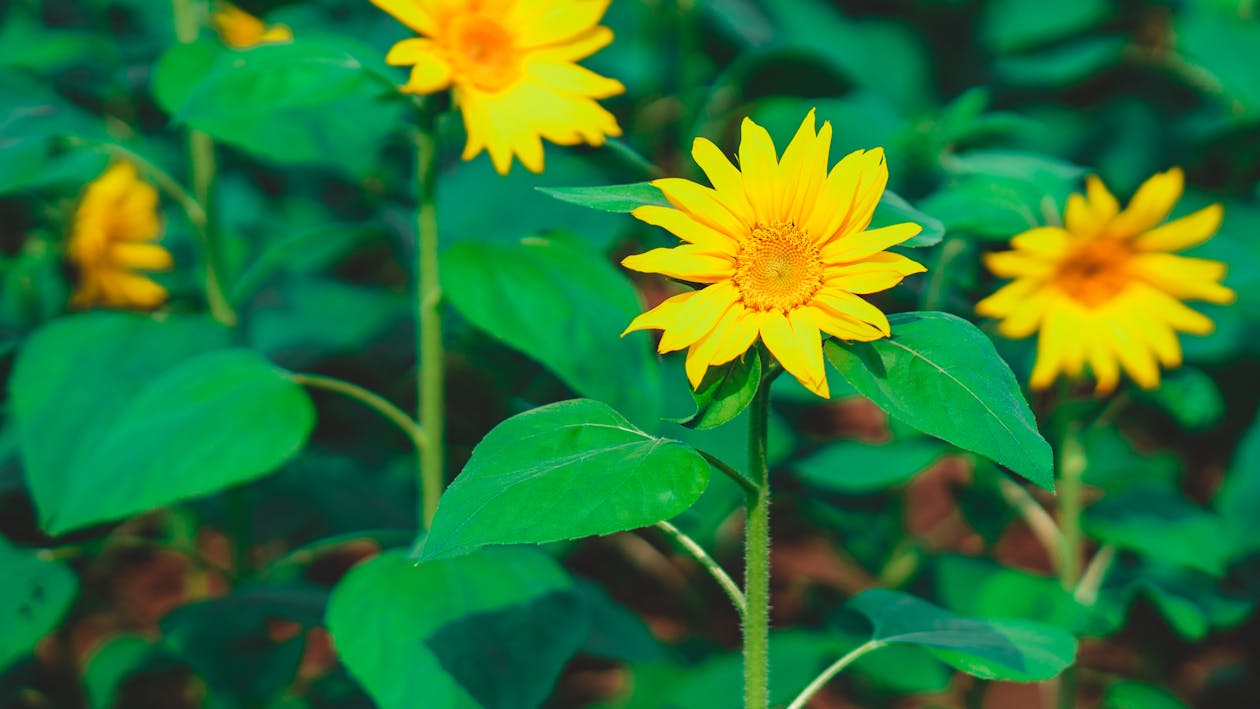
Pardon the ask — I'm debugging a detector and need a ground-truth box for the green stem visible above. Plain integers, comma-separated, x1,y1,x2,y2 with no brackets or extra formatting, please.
289,373,427,451
744,371,771,709
414,103,444,530
920,237,965,311
1055,422,1087,709
655,520,746,615
699,449,759,498
786,641,883,709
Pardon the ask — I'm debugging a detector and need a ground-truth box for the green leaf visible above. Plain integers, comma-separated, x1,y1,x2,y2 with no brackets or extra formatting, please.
536,182,672,213
1135,367,1224,431
824,312,1054,490
1176,9,1260,116
872,191,945,248
792,438,943,493
421,399,709,561
995,36,1129,86
1215,410,1260,554
934,555,1095,634
326,548,586,709
979,0,1110,53
10,314,314,534
442,235,661,427
0,535,78,670
1103,680,1191,709
656,631,841,709
918,176,1042,240
848,589,1076,682
677,350,762,430
1085,486,1233,576
82,635,161,709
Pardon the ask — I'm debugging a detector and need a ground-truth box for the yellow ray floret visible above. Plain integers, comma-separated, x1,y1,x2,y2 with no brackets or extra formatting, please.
212,3,293,49
67,163,174,310
373,0,623,175
621,111,927,399
976,168,1234,394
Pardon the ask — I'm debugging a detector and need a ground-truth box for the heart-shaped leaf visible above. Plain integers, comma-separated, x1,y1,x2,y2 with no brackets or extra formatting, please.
420,399,710,561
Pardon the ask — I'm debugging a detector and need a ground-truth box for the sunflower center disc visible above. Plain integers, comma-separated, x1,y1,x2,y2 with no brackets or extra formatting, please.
448,14,519,91
1056,238,1131,306
733,222,824,312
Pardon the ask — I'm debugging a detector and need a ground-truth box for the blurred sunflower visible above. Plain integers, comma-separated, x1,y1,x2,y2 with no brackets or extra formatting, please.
372,0,623,174
212,3,293,48
621,111,927,398
977,168,1235,393
67,162,173,310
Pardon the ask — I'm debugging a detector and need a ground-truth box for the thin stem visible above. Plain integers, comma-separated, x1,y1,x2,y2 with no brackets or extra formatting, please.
289,373,427,451
171,0,236,326
998,477,1066,563
786,641,884,709
920,237,965,311
414,102,444,530
743,368,772,709
1054,421,1087,709
1074,544,1116,606
699,450,759,498
655,520,746,615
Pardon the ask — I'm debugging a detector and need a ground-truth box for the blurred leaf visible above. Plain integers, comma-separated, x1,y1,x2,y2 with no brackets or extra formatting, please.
980,0,1111,52
0,12,113,72
420,400,709,561
1135,367,1224,430
1099,557,1251,641
574,580,665,663
825,312,1054,490
934,555,1103,634
1176,9,1260,117
793,438,943,493
0,536,77,671
82,635,163,709
537,182,671,212
1103,680,1191,709
10,314,314,534
1079,426,1181,493
656,631,840,709
247,279,409,364
918,176,1042,240
1214,410,1260,554
847,589,1077,681
995,37,1128,87
873,191,945,248
677,350,762,430
152,39,402,175
1084,486,1232,576
161,585,325,706
847,641,952,694
326,547,586,709
443,234,661,426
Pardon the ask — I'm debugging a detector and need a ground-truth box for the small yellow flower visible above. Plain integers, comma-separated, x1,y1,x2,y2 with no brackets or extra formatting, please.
977,168,1235,393
372,0,624,175
621,111,927,398
67,163,173,310
212,3,293,49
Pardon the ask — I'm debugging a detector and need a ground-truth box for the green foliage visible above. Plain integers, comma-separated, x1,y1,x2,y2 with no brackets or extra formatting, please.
0,536,77,671
421,400,710,561
326,548,586,709
825,312,1054,490
1085,486,1233,576
9,313,314,534
792,437,944,493
677,350,762,430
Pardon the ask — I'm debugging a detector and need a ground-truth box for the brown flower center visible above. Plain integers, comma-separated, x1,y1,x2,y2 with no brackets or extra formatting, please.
733,222,823,312
447,14,520,92
1055,238,1131,306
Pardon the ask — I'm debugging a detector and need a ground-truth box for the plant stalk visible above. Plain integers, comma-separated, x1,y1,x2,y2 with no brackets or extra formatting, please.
744,371,772,709
414,104,444,530
1055,422,1087,709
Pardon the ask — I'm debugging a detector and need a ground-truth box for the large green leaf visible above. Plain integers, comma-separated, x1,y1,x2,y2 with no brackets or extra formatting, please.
1085,486,1233,576
10,314,314,534
442,235,661,427
824,312,1054,490
0,535,78,670
847,589,1076,682
420,399,709,561
326,548,586,709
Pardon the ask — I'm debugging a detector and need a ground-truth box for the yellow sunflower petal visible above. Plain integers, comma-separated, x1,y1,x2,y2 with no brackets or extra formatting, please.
738,117,780,224
1010,226,1072,256
621,290,696,335
684,304,758,387
1107,315,1162,390
1085,324,1121,394
1110,167,1183,237
983,250,1053,279
759,309,828,398
776,110,825,224
525,61,624,98
1131,252,1235,304
995,289,1051,339
620,245,734,283
976,278,1040,319
393,41,454,93
1085,175,1119,224
657,281,739,353
802,148,862,243
1130,312,1182,368
844,148,888,236
653,178,749,236
1134,284,1216,336
691,137,756,225
530,26,613,62
631,205,737,251
518,0,612,48
110,242,174,271
811,289,890,336
820,222,921,264
1131,204,1224,253
371,0,438,35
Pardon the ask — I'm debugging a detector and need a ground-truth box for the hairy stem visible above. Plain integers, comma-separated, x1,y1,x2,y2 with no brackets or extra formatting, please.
744,372,771,709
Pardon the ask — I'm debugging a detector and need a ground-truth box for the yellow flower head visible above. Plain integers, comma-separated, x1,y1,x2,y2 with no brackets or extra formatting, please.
621,111,928,398
68,162,173,310
212,3,293,49
373,0,624,175
976,168,1235,394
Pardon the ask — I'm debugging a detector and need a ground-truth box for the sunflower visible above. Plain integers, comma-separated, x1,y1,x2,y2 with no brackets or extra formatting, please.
212,3,293,49
621,111,927,398
372,0,623,175
976,168,1235,393
67,162,173,310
